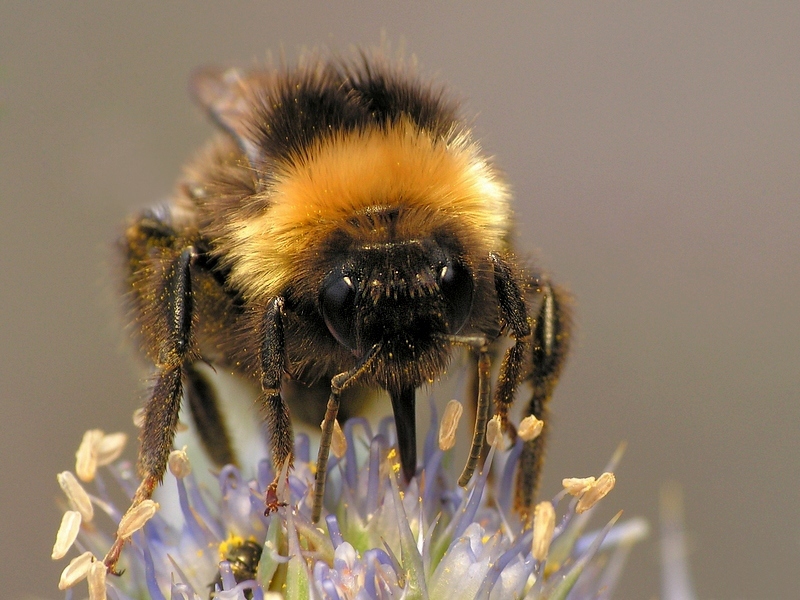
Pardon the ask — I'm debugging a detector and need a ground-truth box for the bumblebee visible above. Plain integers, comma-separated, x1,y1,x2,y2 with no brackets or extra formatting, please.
103,50,570,573
209,539,262,599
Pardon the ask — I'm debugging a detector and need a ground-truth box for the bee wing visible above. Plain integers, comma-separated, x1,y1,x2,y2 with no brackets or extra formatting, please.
189,67,263,166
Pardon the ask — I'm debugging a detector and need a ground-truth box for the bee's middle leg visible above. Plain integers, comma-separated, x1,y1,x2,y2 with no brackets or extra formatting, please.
258,297,294,512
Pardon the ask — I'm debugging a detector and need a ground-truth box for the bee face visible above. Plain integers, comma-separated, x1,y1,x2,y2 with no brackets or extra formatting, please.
103,49,571,574
319,234,475,369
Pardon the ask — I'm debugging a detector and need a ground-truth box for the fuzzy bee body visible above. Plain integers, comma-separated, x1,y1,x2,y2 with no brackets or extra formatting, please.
105,51,570,573
209,539,263,599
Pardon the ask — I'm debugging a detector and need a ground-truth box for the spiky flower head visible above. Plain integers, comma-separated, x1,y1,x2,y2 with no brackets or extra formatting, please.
53,405,646,599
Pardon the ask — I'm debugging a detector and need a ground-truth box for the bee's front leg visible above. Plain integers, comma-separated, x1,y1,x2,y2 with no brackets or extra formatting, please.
258,297,294,513
312,342,382,523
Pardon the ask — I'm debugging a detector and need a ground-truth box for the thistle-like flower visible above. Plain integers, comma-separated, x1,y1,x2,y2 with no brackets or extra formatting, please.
52,404,646,599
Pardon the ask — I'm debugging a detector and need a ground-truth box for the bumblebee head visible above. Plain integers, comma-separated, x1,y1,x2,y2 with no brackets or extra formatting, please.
319,234,474,366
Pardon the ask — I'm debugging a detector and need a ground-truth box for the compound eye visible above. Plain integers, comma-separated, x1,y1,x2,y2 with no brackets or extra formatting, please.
439,260,474,334
321,274,358,350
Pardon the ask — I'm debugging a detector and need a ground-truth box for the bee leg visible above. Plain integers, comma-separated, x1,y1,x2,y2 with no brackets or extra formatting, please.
258,297,294,513
185,364,237,468
435,332,493,488
312,343,382,523
490,253,533,437
457,343,491,487
104,247,197,574
515,279,571,523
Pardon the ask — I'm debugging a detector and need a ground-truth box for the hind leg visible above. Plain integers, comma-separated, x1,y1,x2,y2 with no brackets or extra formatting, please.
184,364,237,468
515,278,571,523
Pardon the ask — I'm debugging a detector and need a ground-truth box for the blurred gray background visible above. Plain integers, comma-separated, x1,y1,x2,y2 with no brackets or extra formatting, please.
1,3,798,599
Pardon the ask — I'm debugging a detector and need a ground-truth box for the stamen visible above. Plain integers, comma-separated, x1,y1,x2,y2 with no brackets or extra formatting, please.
51,510,82,560
57,471,94,522
75,429,104,482
168,446,192,478
532,501,556,562
562,476,596,496
117,500,159,539
438,399,463,451
518,415,544,442
576,472,616,514
95,432,128,466
486,415,504,449
87,559,107,600
58,551,94,590
331,419,347,459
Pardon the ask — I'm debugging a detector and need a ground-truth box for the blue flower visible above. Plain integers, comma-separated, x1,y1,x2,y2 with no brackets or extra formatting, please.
53,407,646,600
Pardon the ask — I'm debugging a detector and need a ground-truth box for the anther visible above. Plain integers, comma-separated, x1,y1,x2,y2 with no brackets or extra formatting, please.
51,510,82,560
518,415,544,442
532,501,556,562
117,500,159,539
168,446,192,478
75,429,103,482
576,472,616,514
58,551,95,590
57,471,94,522
438,399,463,451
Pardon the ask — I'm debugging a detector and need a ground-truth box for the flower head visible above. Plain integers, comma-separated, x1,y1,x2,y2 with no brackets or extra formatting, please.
53,410,646,599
